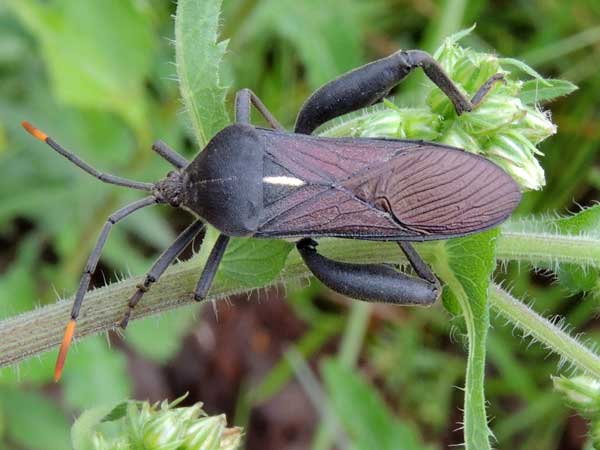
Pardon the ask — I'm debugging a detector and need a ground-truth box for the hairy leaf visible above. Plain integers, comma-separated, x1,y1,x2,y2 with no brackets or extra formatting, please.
175,0,230,147
519,79,578,105
218,238,293,288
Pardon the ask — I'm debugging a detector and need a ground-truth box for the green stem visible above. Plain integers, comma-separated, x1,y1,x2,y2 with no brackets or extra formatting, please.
0,229,596,368
490,284,600,377
498,231,600,267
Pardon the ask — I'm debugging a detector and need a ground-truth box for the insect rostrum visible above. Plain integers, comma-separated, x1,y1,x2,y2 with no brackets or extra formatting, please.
22,49,521,381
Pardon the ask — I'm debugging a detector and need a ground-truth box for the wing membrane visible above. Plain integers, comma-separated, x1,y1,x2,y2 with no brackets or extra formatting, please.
256,131,521,239
343,145,521,236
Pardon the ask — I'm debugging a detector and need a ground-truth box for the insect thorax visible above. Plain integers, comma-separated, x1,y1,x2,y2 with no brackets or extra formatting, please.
179,124,264,236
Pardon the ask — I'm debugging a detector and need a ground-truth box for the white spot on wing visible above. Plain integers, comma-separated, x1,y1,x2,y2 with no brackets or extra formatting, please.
263,176,305,186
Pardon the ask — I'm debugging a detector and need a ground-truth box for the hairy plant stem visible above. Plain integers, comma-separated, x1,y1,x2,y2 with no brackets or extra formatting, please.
498,230,600,267
490,284,600,377
0,229,597,368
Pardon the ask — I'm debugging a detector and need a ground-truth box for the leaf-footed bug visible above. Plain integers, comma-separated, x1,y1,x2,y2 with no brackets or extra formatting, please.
23,49,519,381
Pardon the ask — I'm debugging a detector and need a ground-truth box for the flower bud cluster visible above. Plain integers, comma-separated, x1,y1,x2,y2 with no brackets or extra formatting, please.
323,29,565,191
87,397,242,450
553,375,600,446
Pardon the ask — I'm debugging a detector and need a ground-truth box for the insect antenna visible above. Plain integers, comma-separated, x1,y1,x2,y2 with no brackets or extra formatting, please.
21,121,154,192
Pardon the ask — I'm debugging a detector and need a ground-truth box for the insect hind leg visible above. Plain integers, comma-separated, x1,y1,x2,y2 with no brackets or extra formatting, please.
295,50,476,135
296,238,439,306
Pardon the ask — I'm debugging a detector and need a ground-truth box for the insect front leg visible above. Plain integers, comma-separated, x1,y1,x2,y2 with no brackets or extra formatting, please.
296,238,439,306
119,219,205,329
54,196,158,381
235,88,284,130
295,49,484,134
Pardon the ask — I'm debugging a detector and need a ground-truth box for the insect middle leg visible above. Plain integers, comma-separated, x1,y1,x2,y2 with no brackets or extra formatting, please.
151,140,188,169
296,238,439,306
119,219,205,329
235,88,284,130
294,49,502,134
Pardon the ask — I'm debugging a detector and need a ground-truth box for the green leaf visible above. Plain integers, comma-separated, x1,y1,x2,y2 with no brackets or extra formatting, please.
555,205,600,236
0,387,71,450
8,0,154,130
519,79,578,105
218,238,293,288
102,401,130,423
61,336,131,410
238,0,372,89
498,57,549,84
554,205,600,293
432,24,477,59
321,359,431,450
175,0,230,147
434,230,498,450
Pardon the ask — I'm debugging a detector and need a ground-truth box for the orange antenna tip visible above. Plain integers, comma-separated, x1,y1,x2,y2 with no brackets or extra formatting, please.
21,121,48,142
54,319,76,382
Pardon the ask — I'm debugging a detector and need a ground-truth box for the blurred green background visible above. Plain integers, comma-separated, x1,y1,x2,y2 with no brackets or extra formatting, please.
0,0,599,449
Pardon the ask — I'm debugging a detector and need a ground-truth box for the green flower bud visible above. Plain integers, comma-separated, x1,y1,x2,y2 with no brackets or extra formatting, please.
484,131,545,190
182,415,226,449
77,397,241,450
439,124,481,153
461,95,526,135
92,431,129,450
91,432,108,450
141,413,186,450
320,26,572,193
322,107,441,141
553,375,600,417
554,375,600,448
219,427,243,450
452,53,500,93
515,106,557,144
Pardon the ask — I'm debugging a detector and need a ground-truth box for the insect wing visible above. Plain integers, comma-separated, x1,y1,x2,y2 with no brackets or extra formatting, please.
342,144,522,237
256,132,521,239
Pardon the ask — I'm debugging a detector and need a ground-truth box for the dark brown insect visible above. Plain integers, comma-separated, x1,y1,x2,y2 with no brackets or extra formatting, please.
22,49,520,381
